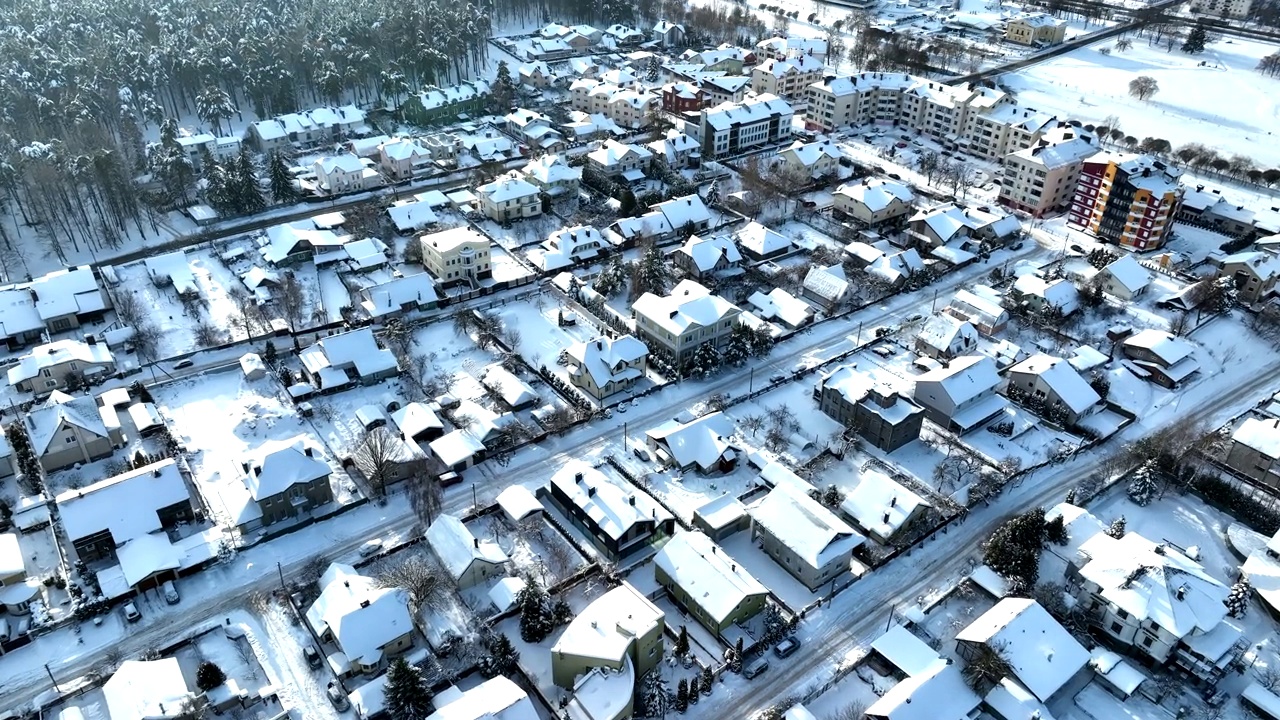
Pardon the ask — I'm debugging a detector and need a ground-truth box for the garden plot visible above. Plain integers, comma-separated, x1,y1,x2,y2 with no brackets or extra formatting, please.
494,297,602,373
1001,35,1280,169
477,214,564,251
301,379,417,462
173,625,267,697
467,512,588,589
639,464,758,525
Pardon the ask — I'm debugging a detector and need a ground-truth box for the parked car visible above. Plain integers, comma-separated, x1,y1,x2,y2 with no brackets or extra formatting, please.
438,471,462,487
769,373,786,384
123,602,141,623
774,638,801,658
303,646,323,669
887,173,902,180
162,580,180,605
744,659,770,679
632,446,651,462
326,682,350,710
358,539,384,558
173,359,194,370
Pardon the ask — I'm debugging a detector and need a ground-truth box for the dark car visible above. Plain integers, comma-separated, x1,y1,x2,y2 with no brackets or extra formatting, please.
774,637,800,658
303,646,322,669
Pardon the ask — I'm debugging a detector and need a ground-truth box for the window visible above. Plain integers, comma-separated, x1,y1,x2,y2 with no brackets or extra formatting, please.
1111,621,1123,633
1117,608,1129,619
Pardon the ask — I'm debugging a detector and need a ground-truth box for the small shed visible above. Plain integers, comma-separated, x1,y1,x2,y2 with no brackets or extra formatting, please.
355,405,388,430
127,402,164,435
692,494,750,541
240,353,266,380
497,485,544,523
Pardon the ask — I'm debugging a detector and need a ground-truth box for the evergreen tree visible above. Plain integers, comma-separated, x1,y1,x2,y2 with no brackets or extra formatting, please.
1128,462,1159,507
268,151,300,204
492,61,518,112
619,188,638,216
705,179,721,206
235,147,265,214
195,661,226,691
675,625,690,657
479,633,520,678
689,341,721,377
749,325,775,357
518,579,554,643
731,637,745,673
632,243,671,298
384,658,434,720
675,679,689,712
1106,516,1127,539
1045,514,1068,546
1226,579,1251,618
700,666,714,695
195,86,236,135
1182,25,1207,54
723,324,752,366
263,340,278,366
687,675,699,704
645,55,661,81
983,507,1046,591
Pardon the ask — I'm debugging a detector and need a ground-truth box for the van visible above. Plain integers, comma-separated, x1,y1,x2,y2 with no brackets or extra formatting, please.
162,580,180,605
744,659,770,679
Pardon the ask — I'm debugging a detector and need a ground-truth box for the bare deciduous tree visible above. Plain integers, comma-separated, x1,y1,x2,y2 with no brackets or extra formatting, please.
374,553,448,613
353,427,401,496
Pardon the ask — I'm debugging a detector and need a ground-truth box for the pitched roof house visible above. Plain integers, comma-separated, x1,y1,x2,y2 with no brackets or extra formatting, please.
645,412,739,474
228,436,334,533
654,530,768,634
25,392,123,472
1003,353,1101,425
912,355,1005,433
1121,329,1200,388
1098,254,1152,301
547,460,674,558
914,314,978,360
674,233,743,279
426,514,509,588
955,598,1090,702
299,327,399,391
565,335,648,401
307,563,414,676
750,483,865,591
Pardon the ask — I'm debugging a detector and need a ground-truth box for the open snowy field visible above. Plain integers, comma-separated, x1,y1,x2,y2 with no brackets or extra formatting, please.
1001,34,1280,168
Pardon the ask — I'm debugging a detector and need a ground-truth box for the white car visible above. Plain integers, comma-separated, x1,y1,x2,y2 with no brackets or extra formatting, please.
358,539,384,558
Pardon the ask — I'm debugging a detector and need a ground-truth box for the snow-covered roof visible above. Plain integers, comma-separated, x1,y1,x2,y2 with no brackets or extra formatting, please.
1123,328,1195,366
241,436,330,501
1013,275,1080,314
1235,417,1280,460
749,288,813,328
7,338,114,385
361,273,439,318
489,575,527,613
1008,353,1101,414
916,314,977,353
427,514,508,582
910,203,1002,243
1090,648,1147,696
702,93,793,131
750,484,864,568
654,530,767,625
780,139,842,169
783,705,819,720
430,429,486,468
482,364,539,408
391,402,443,440
693,494,748,532
865,660,979,720
1085,150,1182,194
0,287,42,341
841,470,929,541
497,485,543,522
655,194,711,229
0,532,25,578
871,624,942,677
734,221,791,256
835,177,915,212
678,234,742,273
588,139,654,168
260,220,349,264
21,265,108,322
388,198,440,232
551,460,672,541
314,153,366,176
565,335,648,390
103,659,191,720
757,35,827,56
414,81,491,111
868,249,925,285
421,225,489,254
551,581,663,665
116,532,182,587
430,675,537,720
56,459,189,544
523,154,582,186
1069,344,1109,373
631,280,739,337
300,327,398,381
983,678,1055,720
645,411,737,472
1077,531,1229,640
956,598,1089,702
26,392,111,456
914,355,1000,406
144,250,198,296
803,264,850,303
307,563,414,667
949,288,1008,326
756,55,824,78
645,129,700,164
477,173,540,203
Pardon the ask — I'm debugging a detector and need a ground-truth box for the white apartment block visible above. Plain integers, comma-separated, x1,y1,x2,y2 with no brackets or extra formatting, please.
1189,0,1252,18
699,93,794,159
751,56,825,100
569,79,658,130
999,127,1099,217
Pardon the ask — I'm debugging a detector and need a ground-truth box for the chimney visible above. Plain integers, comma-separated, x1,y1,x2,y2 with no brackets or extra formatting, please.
588,485,596,497
474,537,480,549
1176,585,1187,600
629,495,636,506
153,467,161,477
360,599,371,608
1154,544,1165,555
889,496,897,508
254,466,262,477
731,563,737,572
883,512,890,525
575,471,584,483
304,447,314,457
86,335,97,345
597,340,604,350
344,580,350,588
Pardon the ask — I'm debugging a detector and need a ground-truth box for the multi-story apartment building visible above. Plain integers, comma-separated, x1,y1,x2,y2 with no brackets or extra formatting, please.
1068,151,1184,251
419,226,492,287
699,93,793,158
569,80,658,129
962,103,1057,160
804,73,914,130
1189,0,1253,18
751,56,825,99
999,128,1099,216
1005,13,1068,46
631,280,741,364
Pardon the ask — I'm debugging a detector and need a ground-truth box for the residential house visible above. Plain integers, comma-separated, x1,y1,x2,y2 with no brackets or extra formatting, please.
390,402,444,444
834,178,916,227
227,436,333,533
646,129,701,169
299,327,398,391
387,197,440,234
867,249,926,289
777,139,842,179
249,105,367,152
631,280,741,364
7,338,115,395
565,335,649,401
735,221,792,261
673,234,743,279
865,625,980,720
424,676,538,720
955,598,1090,702
605,23,646,45
1011,274,1081,317
522,154,581,197
0,532,33,614
313,154,379,194
1098,254,1152,301
427,514,508,589
481,364,540,410
752,56,825,99
654,530,768,635
1121,329,1200,388
645,412,739,474
802,264,851,310
750,484,865,591
399,81,491,125
548,460,675,558
360,273,439,319
914,314,979,360
1217,250,1280,304
1067,525,1242,683
1226,417,1280,489
757,36,827,61
476,173,542,222
663,82,705,113
24,393,123,473
699,75,753,106
307,563,413,676
908,203,1021,251
839,471,929,544
259,220,351,265
699,94,794,159
55,459,194,565
692,494,751,541
429,429,488,472
802,72,917,132
1069,151,1184,251
1005,13,1068,46
0,266,110,346
419,226,493,287
609,193,713,245
681,47,747,74
540,226,605,270
912,355,1005,433
652,20,685,47
998,128,1099,217
378,139,432,181
103,659,193,720
749,288,814,330
517,61,554,88
586,139,653,181
816,364,925,451
1004,353,1101,426
946,288,1009,337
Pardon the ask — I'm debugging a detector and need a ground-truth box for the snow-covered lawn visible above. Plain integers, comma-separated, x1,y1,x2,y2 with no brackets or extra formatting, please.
720,531,824,612
494,296,601,374
1002,35,1280,169
467,512,588,588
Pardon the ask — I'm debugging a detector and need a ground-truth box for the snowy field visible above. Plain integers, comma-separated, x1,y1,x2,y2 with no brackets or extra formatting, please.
1001,34,1280,168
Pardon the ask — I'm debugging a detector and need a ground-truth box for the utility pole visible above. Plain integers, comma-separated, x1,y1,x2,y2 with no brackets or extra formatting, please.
277,561,286,591
856,321,863,346
748,366,754,394
931,287,939,313
472,483,479,511
623,421,628,452
45,663,59,692
886,603,896,633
